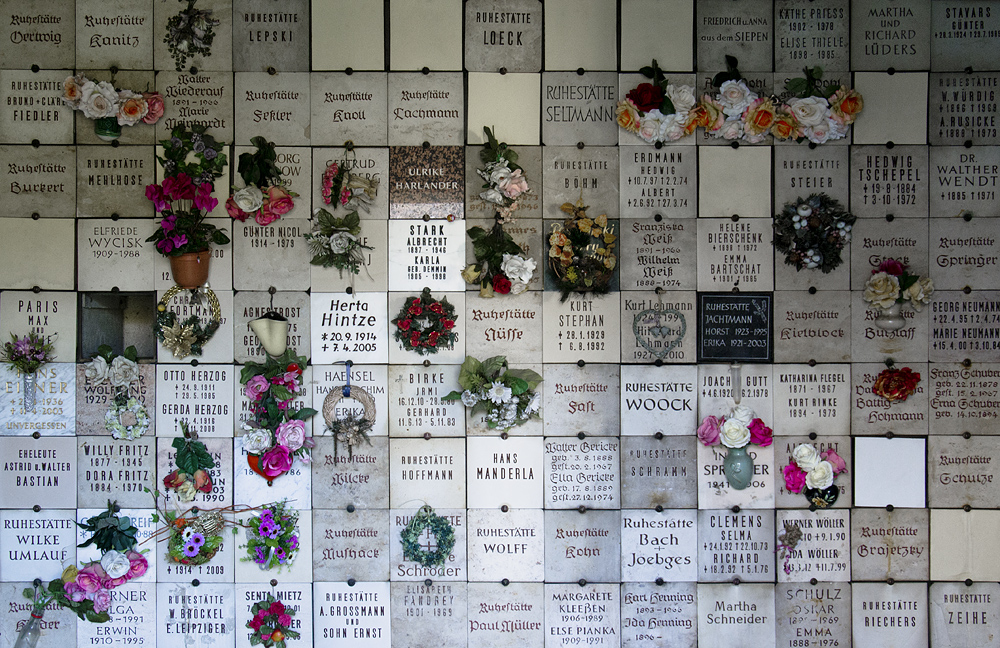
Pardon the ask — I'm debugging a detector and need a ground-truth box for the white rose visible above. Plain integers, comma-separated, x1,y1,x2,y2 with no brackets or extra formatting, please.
79,80,118,120
665,83,696,115
715,118,744,140
100,550,131,578
792,443,822,471
805,461,835,489
85,356,109,384
176,481,197,502
718,80,757,118
488,163,511,186
904,277,934,310
328,231,355,254
480,188,505,205
242,427,273,454
109,356,140,388
788,96,830,127
729,405,755,425
804,122,831,145
638,110,666,142
863,272,901,309
233,185,264,212
501,253,536,284
828,117,850,140
720,418,750,448
509,280,528,295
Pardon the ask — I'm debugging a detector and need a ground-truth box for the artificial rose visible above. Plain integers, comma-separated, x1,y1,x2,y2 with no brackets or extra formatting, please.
500,253,536,284
328,232,354,254
126,550,148,580
492,273,512,294
441,318,455,329
748,418,773,447
876,258,906,276
100,550,131,582
697,415,721,446
163,470,186,489
242,427,273,454
79,80,118,120
729,405,755,425
872,367,921,403
828,118,850,140
743,97,777,136
233,185,264,213
109,355,139,388
64,581,87,603
480,187,505,205
275,419,307,451
461,264,481,284
549,231,569,248
822,448,848,475
479,283,495,299
715,118,744,140
498,168,529,199
637,110,665,143
792,444,821,471
176,481,197,502
75,563,107,593
718,80,757,118
770,109,801,140
91,589,112,613
805,460,835,489
244,375,270,401
62,75,84,107
829,87,863,124
62,564,79,584
788,96,830,127
665,83,697,116
661,115,689,141
783,461,808,493
278,613,292,627
509,280,528,295
226,196,248,221
261,445,293,477
396,318,412,331
903,276,934,310
117,92,148,126
688,96,726,132
615,100,641,133
142,92,164,124
863,272,901,308
256,204,279,226
488,163,512,186
85,356,109,384
265,186,295,216
193,469,212,493
626,82,665,113
804,120,832,145
720,418,750,448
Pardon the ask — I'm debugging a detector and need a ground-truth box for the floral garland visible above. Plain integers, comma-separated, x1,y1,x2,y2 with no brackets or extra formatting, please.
616,59,699,143
321,159,379,213
783,443,847,508
391,288,458,355
226,136,298,225
477,126,531,221
401,505,456,568
61,74,164,140
697,405,773,449
164,0,220,72
162,421,215,502
548,200,617,301
773,194,855,273
304,209,372,276
247,594,299,647
154,285,221,359
462,222,535,297
1,331,55,374
442,355,542,431
85,345,148,440
863,259,934,311
105,399,150,442
322,384,376,460
240,501,300,572
872,365,921,402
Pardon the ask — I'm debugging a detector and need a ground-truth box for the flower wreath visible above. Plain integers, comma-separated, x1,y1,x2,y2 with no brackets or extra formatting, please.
162,421,215,502
147,493,226,565
872,364,921,403
85,344,149,440
391,288,458,355
548,200,617,301
164,0,220,71
322,384,376,460
321,158,379,213
782,443,847,508
773,194,856,273
226,136,299,226
401,505,456,568
155,285,221,359
304,209,372,277
247,593,300,647
241,500,300,572
442,355,542,432
105,398,150,442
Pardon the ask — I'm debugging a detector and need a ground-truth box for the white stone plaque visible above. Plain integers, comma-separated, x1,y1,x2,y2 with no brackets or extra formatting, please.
310,292,388,364
929,146,1000,218
929,582,999,648
541,146,620,219
699,442,776,510
621,509,697,582
0,363,75,436
75,0,152,69
467,436,543,509
542,292,621,364
154,364,233,437
928,436,1000,507
544,510,621,584
233,291,309,364
928,363,1000,434
233,72,310,146
620,364,697,436
851,582,928,648
849,216,929,290
0,291,75,362
697,218,774,291
932,205,1000,287
774,0,849,70
1,145,76,218
154,288,234,364
465,361,543,438
77,219,156,291
155,70,235,142
391,581,466,647
310,220,388,293
697,364,773,424
313,363,388,439
617,72,698,149
544,437,620,509
541,72,618,146
619,220,697,291
776,509,850,583
387,291,465,365
772,364,851,436
156,521,236,583
620,436,698,510
697,583,776,645
386,363,463,437
233,437,311,508
76,508,156,583
236,584,311,646
465,147,542,221
156,435,232,509
76,436,154,508
696,0,773,71
775,436,852,508
622,292,695,364
314,581,391,647
544,583,620,648
232,0,309,71
156,582,236,645
235,365,310,433
76,582,155,647
930,292,1000,363
312,508,389,582
390,508,466,581
622,582,697,648
0,581,75,644
775,582,852,648
387,73,465,146
389,146,465,219
387,219,467,292
0,70,72,145
851,0,931,70
152,0,231,71
468,582,544,647
774,291,852,363
542,364,618,437
0,0,75,69
0,219,75,290
464,291,543,363
0,509,75,581
388,438,465,508
773,145,850,211
76,145,155,218
698,510,776,583
231,145,311,219
0,436,76,509
232,219,310,290
850,292,929,363
851,508,929,581
850,145,929,218
466,509,544,582
929,72,1000,146
311,436,389,510
311,72,388,146
851,362,929,435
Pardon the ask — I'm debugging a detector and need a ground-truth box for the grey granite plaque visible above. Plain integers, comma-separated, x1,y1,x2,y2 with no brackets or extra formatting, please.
930,291,1000,363
622,582,697,648
541,146,619,219
468,582,544,647
153,0,232,71
621,436,698,510
933,1,1000,71
545,583,620,647
466,508,544,582
233,291,309,363
621,509,697,582
776,510,850,583
541,364,618,437
314,581,390,647
310,292,389,365
0,70,73,144
387,219,467,292
775,435,852,508
155,364,234,438
0,436,76,509
541,72,618,146
851,0,931,70
232,0,309,71
620,364,697,436
155,70,234,142
544,438,620,509
0,509,75,581
467,436,543,509
156,582,236,644
464,291,543,363
387,364,464,437
544,510,621,583
619,220,697,291
312,364,388,439
312,436,388,509
698,510,775,582
850,291,929,363
930,73,1000,145
236,584,311,645
696,0,773,71
388,438,465,508
465,146,542,220
76,145,154,218
928,436,1000,507
232,219,310,290
156,436,232,509
774,0,849,70
851,508,929,581
697,219,774,291
465,0,542,73
0,363,75,436
929,582,999,647
391,581,466,647
621,292,696,364
391,508,467,581
0,291,75,361
1,145,76,218
234,72,310,146
774,291,852,363
776,582,852,648
0,0,75,69
851,362,929,435
77,219,156,291
773,364,851,436
542,292,621,364
850,145,928,218
76,436,154,508
389,146,465,219
311,72,388,146
75,0,152,69
928,363,1000,434
697,583,775,645
849,216,929,290
387,73,464,146
773,145,850,209
313,147,389,220
313,508,389,582
929,147,1000,218
619,150,697,219
851,582,927,647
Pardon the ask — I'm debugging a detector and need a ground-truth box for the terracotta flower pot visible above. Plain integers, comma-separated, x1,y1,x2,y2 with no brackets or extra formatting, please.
169,249,211,288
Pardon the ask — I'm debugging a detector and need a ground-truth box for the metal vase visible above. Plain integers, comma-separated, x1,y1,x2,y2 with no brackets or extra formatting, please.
22,372,37,413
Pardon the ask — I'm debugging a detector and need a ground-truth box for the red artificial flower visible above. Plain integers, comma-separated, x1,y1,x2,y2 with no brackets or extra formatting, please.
163,470,184,489
427,302,444,314
409,331,421,347
408,303,423,316
875,258,906,276
397,318,412,331
626,82,665,113
441,318,455,330
427,331,440,346
269,601,285,615
286,363,302,375
492,273,512,294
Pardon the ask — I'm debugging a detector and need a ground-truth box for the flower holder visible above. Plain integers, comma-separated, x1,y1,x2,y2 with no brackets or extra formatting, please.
723,446,754,490
22,371,36,413
247,454,285,481
94,116,123,141
168,249,212,288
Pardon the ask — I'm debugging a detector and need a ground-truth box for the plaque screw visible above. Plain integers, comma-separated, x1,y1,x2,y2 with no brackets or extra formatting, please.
964,504,972,512
887,578,895,585
31,212,40,220
501,505,509,512
33,578,42,587
808,359,817,367
730,141,739,149
31,64,39,73
111,213,120,220
348,578,356,586
963,358,972,367
808,432,817,440
32,505,40,512
809,503,817,512
346,287,353,295
191,359,199,367
655,505,663,512
577,359,585,367
423,432,431,440
963,286,972,294
577,432,586,440
655,578,664,585
965,66,974,75
501,578,510,586
422,214,431,222
731,577,741,585
267,66,276,75
731,505,740,513
422,141,430,149
32,431,40,439
964,432,972,439
270,579,278,587
576,142,585,150
578,579,587,586
499,67,507,75
808,142,817,150
885,431,894,439
576,68,585,76
192,507,199,514
653,214,662,222
192,579,200,586
424,579,433,586
810,578,818,586
110,66,118,75
885,141,895,149
32,286,41,294
577,505,587,514
345,68,353,76
730,214,739,221
884,214,894,222
31,139,40,148
887,67,896,75
267,480,273,487
189,66,198,75
966,579,974,587
886,504,894,512
346,504,355,513
111,140,120,148
963,212,973,221
500,432,508,440
423,359,431,367
964,140,974,149
421,67,430,75
808,287,817,295
111,286,120,293
654,141,663,150
654,359,663,367
654,432,663,440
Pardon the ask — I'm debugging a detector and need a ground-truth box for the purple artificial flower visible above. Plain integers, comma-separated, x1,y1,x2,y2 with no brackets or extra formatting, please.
275,548,286,563
170,137,182,148
289,535,298,550
254,546,266,564
183,543,200,558
257,518,279,539
203,148,217,160
190,532,205,548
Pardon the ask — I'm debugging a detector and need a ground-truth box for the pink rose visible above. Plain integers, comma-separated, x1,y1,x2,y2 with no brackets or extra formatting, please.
783,461,807,493
64,581,87,603
91,589,112,613
265,185,295,216
498,168,529,199
226,196,249,221
261,445,292,478
126,550,148,580
193,469,212,493
244,375,269,401
278,613,292,627
102,572,129,590
696,415,721,446
142,92,164,124
822,448,848,475
75,563,107,593
275,419,306,452
748,418,773,447
256,203,280,226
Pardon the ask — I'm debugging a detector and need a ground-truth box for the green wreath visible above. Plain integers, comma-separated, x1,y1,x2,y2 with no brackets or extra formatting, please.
154,286,221,359
391,288,458,355
401,505,455,567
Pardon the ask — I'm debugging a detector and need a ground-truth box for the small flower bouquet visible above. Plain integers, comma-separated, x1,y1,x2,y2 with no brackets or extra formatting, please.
697,405,773,490
146,489,228,565
304,209,372,276
2,331,55,374
872,365,921,403
616,60,698,144
162,421,215,502
164,0,221,71
548,200,617,301
321,160,379,213
442,355,541,431
85,345,148,441
391,288,458,355
773,194,855,273
783,443,847,508
477,127,531,220
462,223,536,298
247,593,299,647
863,259,934,311
241,500,300,572
226,136,298,225
61,74,164,141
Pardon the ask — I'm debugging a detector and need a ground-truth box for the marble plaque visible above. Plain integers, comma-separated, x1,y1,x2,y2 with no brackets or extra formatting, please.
308,221,387,291
0,219,75,290
774,0,849,70
390,581,466,647
75,0,152,69
465,146,542,220
312,436,389,509
698,510,775,583
73,71,156,147
621,436,698,509
544,437,620,509
621,509,697,582
468,582,544,647
464,291,543,363
313,147,389,220
773,145,850,208
387,73,464,146
234,72,310,146
390,509,467,581
155,364,234,438
696,0,773,71
233,291,309,363
387,291,465,365
0,436,76,509
928,436,1000,507
236,584,311,645
386,364,464,437
851,508,929,581
387,219,467,292
851,582,927,647
0,581,76,645
313,508,390,582
850,292,929,363
157,520,236,582
313,364,389,439
930,73,1000,145
314,581,391,647
0,291,75,361
465,363,543,437
774,291,851,363
929,582,999,647
232,0,309,71
0,363,75,436
929,147,1000,217
76,436,154,508
776,582,852,648
234,437,311,507
851,362,929,435
932,1,1000,70
236,365,310,432
698,364,774,423
465,0,542,73
930,291,1000,363
619,220,697,291
76,364,155,435
0,70,72,144
622,582,696,648
851,0,931,70
697,220,774,292
542,292,621,364
776,510,850,583
621,292,696,364
544,509,621,583
310,72,388,146
544,583,620,648
466,508,544,582
388,438,465,508
620,364,697,436
697,583,775,645
619,149,697,219
696,72,774,147
152,0,231,71
77,218,156,291
773,365,851,436
542,364,619,437
1,145,76,218
541,146,619,219
155,70,235,142
775,436,851,508
541,72,618,146
310,292,389,365
467,437,543,509
0,509,75,580
854,436,927,508
388,146,465,219
0,0,75,69
156,436,232,509
849,216,929,290
849,145,929,218
928,363,1000,434
699,442,776,510
156,582,235,644
76,582,155,647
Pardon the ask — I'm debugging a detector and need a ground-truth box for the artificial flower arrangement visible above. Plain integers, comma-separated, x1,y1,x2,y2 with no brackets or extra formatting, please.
548,200,617,301
390,288,458,355
304,209,372,277
155,284,223,359
782,443,847,508
321,159,379,213
442,355,541,432
773,194,856,273
2,331,55,413
162,421,215,502
863,259,934,313
226,136,298,225
462,224,536,298
697,404,773,490
775,521,803,576
84,344,149,441
322,383,376,461
477,126,531,221
401,505,456,568
247,593,300,647
872,364,921,403
239,349,317,480
240,500,300,572
616,59,699,144
61,74,164,141
145,488,251,566
164,0,221,71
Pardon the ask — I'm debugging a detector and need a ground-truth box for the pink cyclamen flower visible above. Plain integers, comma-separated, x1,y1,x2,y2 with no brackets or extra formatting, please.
783,461,807,493
696,415,721,446
145,184,169,211
822,448,848,475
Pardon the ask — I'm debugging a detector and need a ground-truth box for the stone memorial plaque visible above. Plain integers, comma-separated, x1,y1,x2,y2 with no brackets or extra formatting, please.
77,219,156,291
76,508,156,582
468,582,544,647
928,363,1000,434
236,584,311,645
467,436,543,509
153,0,231,71
544,583,620,648
312,436,389,509
776,436,851,508
541,72,618,147
465,0,542,73
928,436,1000,507
621,436,698,510
849,217,929,290
156,582,235,645
849,145,929,218
697,584,775,645
932,1,1000,70
388,438,465,508
930,73,1000,145
155,364,234,438
541,293,621,364
854,436,927,508
697,292,774,362
310,72,388,146
75,0,152,69
76,436,154,508
0,436,76,509
699,442,775,510
850,292,929,363
773,145,850,209
387,364,464,437
387,73,464,146
157,521,235,583
621,509,697,582
697,219,774,292
544,437,620,510
313,147,389,220
776,510,850,583
774,0,849,71
389,146,464,219
622,292,696,364
234,437,311,508
930,291,1000,363
0,581,75,645
929,147,1000,218
314,581,391,647
391,581,466,647
619,220,697,291
155,70,235,142
622,582,697,648
233,291,309,363
310,292,389,365
851,508,928,581
773,364,851,435
464,361,543,437
698,364,774,431
464,291,543,363
0,219,74,290
776,582,852,648
698,510,775,582
310,221,388,293
0,291,75,361
619,149,697,219
0,363,75,436
72,71,157,146
851,0,931,70
1,145,76,218
542,364,619,437
851,362,929,435
386,291,465,365
387,219,467,292
312,508,389,582
774,291,851,363
852,582,927,647
76,363,155,435
156,436,232,509
620,364,697,437
466,509,544,582
313,363,388,439
0,0,75,69
231,146,310,218
929,582,999,647
0,70,72,145
77,583,155,648
544,510,621,583
234,72,310,147
0,509,75,581
232,0,309,71
465,147,542,220
391,508,467,581
541,146,619,219
696,0,772,71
